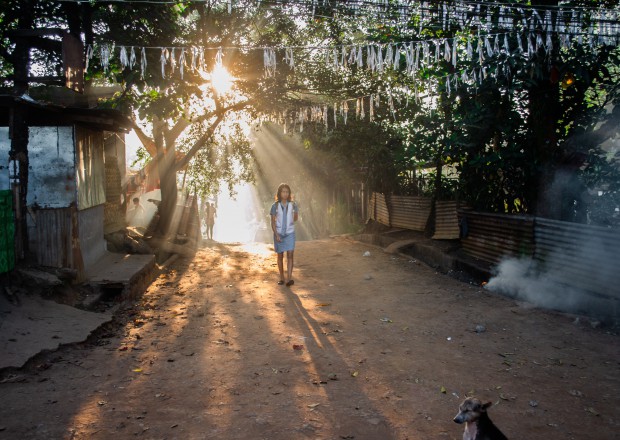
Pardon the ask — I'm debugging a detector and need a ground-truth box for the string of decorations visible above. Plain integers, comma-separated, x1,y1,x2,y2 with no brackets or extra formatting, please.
88,22,619,80
70,0,620,134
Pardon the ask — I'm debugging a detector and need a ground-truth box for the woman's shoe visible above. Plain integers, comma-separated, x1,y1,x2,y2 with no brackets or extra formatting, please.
277,280,284,285
286,280,294,287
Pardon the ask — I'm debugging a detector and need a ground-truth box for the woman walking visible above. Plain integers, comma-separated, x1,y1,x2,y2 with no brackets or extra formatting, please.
270,183,299,286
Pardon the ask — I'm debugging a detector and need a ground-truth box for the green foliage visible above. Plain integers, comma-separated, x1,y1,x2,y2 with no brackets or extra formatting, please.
2,0,620,228
180,121,255,199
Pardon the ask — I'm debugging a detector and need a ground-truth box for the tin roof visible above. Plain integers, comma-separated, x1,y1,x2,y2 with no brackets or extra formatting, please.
0,93,132,132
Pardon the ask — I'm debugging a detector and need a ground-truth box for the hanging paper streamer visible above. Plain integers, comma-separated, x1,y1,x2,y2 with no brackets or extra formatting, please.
369,94,375,122
215,47,224,67
141,47,147,79
388,94,395,120
100,44,111,73
179,48,185,79
160,48,168,78
284,48,295,69
264,48,276,77
191,47,198,71
323,105,328,130
170,48,176,74
130,46,137,70
333,103,337,128
120,46,129,69
85,45,94,72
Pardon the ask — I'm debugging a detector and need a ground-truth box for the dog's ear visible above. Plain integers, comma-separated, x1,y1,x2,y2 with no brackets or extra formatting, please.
482,401,493,410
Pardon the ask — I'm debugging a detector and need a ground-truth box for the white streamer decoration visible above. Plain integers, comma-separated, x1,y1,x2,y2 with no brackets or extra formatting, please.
160,48,168,78
369,94,375,122
100,44,111,73
141,47,147,79
333,103,337,128
130,46,137,70
179,48,185,79
120,46,129,68
284,48,295,69
85,45,93,72
264,48,276,77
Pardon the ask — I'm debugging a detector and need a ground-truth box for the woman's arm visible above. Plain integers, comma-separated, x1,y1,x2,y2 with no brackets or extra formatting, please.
271,214,281,242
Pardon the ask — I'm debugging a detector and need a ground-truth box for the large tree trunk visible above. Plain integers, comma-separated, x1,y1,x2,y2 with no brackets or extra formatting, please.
528,0,562,218
152,119,178,237
157,147,178,237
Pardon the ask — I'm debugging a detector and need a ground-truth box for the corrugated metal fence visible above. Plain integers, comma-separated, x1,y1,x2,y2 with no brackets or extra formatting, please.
433,200,462,240
458,210,535,264
457,210,620,302
369,193,390,227
369,192,460,236
534,218,620,298
390,195,432,231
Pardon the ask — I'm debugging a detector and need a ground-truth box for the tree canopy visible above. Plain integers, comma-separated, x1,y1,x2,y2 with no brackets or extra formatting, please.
2,0,620,230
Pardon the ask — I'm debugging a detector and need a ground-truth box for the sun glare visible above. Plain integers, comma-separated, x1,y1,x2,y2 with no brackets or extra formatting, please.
210,65,234,95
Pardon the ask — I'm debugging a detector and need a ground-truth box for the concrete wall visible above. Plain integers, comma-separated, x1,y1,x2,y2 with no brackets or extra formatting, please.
28,126,76,208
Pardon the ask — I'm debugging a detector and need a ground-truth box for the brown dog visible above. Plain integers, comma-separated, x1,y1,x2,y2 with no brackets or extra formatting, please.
453,397,508,440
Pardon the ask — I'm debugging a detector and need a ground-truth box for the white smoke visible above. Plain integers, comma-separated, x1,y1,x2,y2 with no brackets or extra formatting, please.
485,257,587,313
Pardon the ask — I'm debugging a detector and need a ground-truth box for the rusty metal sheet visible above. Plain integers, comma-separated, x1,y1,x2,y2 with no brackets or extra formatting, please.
390,195,431,231
534,218,620,299
458,210,535,263
27,126,75,208
75,126,106,210
433,200,461,240
370,192,390,226
27,207,74,268
78,204,106,270
0,127,9,190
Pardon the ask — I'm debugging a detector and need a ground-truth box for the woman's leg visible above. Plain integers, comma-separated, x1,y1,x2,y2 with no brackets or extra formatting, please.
286,250,294,283
277,252,285,282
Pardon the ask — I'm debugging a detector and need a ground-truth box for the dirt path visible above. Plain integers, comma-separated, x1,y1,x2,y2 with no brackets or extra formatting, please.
1,238,619,440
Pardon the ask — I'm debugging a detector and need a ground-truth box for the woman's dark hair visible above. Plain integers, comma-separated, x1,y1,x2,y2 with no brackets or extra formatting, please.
275,183,293,202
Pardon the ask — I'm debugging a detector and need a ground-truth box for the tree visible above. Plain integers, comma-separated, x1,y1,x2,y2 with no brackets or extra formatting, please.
0,0,181,249
290,0,620,226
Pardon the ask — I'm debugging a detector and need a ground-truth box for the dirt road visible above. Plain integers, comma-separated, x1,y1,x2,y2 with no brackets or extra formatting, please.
1,238,619,439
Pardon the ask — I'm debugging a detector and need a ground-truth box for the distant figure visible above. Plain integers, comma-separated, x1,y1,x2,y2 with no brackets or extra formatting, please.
205,202,217,240
129,197,146,226
270,183,299,287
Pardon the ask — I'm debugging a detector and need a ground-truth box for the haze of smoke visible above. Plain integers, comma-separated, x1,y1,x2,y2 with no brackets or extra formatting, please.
485,257,586,313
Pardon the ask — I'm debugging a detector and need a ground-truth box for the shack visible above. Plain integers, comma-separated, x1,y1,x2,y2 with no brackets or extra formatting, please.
0,93,143,280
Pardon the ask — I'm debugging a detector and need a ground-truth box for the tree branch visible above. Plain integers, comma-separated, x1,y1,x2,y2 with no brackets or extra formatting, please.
130,119,158,157
175,113,225,171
